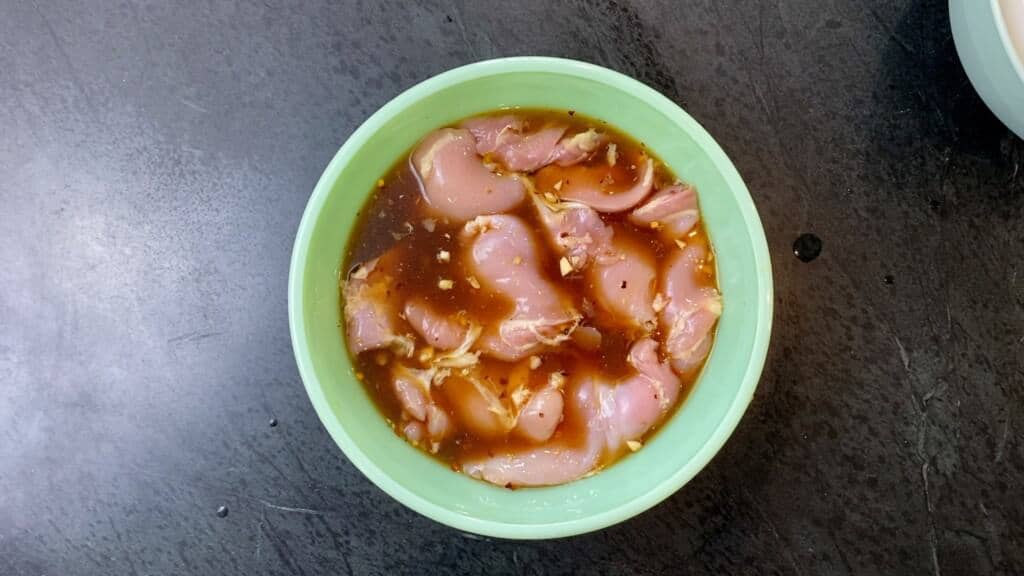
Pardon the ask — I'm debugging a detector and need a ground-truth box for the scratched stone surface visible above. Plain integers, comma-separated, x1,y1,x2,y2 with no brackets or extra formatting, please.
1,0,1022,574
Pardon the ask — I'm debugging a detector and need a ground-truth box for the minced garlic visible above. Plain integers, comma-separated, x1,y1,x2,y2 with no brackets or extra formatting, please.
559,256,573,276
390,221,414,241
626,440,643,452
418,346,435,363
422,218,436,232
674,238,687,250
467,276,481,289
652,293,667,313
529,356,541,370
606,143,617,166
438,278,454,290
549,371,566,389
437,250,451,263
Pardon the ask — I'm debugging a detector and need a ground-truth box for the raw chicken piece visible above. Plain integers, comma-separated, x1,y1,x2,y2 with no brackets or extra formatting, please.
403,298,467,350
462,339,682,487
530,193,615,271
461,116,568,173
628,184,700,239
461,115,524,153
441,374,512,438
514,376,565,443
425,404,452,442
392,366,429,421
343,250,413,356
462,375,605,486
461,215,580,361
462,116,604,172
586,234,658,331
440,358,564,443
660,245,722,377
548,129,606,166
403,421,425,444
594,338,681,451
393,364,452,445
411,128,525,221
551,157,655,212
571,325,603,352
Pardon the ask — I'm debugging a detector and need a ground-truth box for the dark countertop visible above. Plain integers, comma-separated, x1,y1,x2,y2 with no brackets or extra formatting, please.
2,1,1022,574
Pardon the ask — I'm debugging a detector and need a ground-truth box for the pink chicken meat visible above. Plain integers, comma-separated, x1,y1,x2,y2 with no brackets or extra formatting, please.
659,244,722,376
629,184,700,240
411,128,526,221
462,375,605,487
460,215,580,361
403,298,467,351
552,157,655,212
343,249,411,356
462,339,680,486
531,193,615,271
462,116,605,173
586,234,658,331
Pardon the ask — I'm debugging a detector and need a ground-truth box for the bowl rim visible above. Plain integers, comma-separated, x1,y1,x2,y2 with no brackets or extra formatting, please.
992,0,1024,84
288,56,774,539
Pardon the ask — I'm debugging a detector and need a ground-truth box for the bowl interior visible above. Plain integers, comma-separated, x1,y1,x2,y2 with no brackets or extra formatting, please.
290,58,772,538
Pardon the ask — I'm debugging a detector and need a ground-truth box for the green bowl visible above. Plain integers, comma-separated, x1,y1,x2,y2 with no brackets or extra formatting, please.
289,57,773,539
